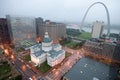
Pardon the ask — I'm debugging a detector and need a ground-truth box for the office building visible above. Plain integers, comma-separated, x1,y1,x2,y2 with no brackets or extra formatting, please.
113,44,120,61
84,40,120,61
6,15,36,47
35,17,44,38
0,18,11,45
36,19,66,42
91,21,104,38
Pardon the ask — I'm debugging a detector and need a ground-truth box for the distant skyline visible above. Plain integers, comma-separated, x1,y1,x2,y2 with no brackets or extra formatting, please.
0,0,120,25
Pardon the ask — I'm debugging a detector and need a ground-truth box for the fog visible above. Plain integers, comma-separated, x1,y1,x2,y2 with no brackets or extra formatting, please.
0,0,120,25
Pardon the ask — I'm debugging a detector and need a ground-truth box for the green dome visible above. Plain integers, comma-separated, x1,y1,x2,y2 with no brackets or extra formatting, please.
42,37,52,43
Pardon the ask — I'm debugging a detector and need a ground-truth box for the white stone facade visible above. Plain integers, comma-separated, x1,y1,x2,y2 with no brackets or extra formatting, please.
30,32,65,67
31,53,47,65
47,50,65,67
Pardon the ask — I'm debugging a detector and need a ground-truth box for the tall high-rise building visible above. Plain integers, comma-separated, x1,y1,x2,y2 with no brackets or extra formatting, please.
6,15,36,47
35,17,44,38
36,19,66,42
91,21,104,38
0,18,11,45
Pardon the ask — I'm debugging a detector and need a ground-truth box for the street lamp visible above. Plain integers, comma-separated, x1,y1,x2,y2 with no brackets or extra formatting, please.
71,51,73,54
77,51,79,55
67,61,70,66
55,70,59,76
4,49,9,55
11,54,15,61
22,65,26,71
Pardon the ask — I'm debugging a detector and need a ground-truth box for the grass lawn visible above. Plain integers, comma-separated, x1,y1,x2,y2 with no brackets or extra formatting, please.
0,62,11,75
0,62,12,79
65,52,71,58
24,55,31,61
77,32,91,39
64,41,78,49
65,41,77,47
36,61,51,73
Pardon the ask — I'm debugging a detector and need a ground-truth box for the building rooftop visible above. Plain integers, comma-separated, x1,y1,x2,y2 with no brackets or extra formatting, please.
64,58,118,80
104,42,117,46
21,40,37,49
53,44,61,48
31,44,41,50
42,37,52,43
32,50,45,58
49,50,64,58
42,31,52,43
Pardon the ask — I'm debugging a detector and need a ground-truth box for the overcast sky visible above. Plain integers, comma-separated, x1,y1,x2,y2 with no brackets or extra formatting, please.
0,0,120,25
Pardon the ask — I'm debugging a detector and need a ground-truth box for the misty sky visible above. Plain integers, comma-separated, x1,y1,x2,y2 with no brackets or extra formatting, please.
0,0,120,25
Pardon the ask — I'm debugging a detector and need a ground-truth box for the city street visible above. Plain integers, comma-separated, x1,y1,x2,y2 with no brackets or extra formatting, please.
3,44,85,80
9,53,41,80
43,47,84,80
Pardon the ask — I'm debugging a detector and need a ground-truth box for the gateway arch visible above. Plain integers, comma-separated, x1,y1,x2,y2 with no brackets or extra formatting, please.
80,2,110,36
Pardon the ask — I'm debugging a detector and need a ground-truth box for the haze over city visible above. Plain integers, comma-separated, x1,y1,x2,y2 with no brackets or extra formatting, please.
0,0,120,25
0,0,120,80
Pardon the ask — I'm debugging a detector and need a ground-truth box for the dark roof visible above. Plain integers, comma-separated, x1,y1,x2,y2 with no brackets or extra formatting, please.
64,58,118,80
49,50,64,58
21,40,37,49
33,50,44,57
42,37,52,43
